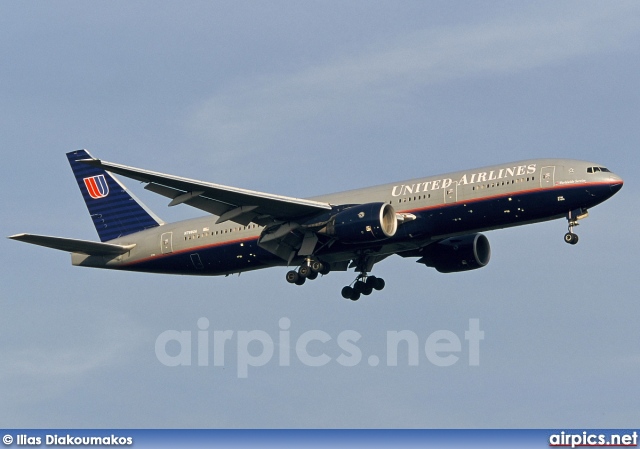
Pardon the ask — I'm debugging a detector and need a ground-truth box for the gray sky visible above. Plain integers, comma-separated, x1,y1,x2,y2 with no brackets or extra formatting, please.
1,1,639,428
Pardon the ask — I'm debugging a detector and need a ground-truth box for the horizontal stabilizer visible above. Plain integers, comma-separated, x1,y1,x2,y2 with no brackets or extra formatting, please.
8,233,135,256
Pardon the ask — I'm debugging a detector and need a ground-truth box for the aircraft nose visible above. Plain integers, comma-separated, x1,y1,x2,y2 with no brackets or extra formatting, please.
609,175,624,195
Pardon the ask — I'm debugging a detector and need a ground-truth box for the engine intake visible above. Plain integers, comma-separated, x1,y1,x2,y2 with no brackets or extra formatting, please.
323,202,397,243
419,233,491,273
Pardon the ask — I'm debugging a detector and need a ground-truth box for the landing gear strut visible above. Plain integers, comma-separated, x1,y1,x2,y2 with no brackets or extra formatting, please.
341,273,385,301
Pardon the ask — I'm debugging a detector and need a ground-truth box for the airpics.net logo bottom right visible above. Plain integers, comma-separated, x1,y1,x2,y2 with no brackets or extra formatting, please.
155,318,484,378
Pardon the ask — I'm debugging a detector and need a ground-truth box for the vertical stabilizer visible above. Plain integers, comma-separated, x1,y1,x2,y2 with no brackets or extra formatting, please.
67,149,163,242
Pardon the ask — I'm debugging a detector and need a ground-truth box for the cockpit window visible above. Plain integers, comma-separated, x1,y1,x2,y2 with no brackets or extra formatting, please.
587,166,610,174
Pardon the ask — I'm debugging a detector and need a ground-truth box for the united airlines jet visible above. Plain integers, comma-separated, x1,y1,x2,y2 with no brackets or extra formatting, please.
9,150,623,300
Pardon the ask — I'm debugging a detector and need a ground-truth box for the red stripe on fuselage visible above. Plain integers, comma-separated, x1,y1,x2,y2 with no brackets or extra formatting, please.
121,180,616,268
396,180,615,214
121,235,260,267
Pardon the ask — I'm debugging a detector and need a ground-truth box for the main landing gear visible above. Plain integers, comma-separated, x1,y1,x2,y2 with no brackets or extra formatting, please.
285,259,385,301
285,259,330,286
341,273,385,301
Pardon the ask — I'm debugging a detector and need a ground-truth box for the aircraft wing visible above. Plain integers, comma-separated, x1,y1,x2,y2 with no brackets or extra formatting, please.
8,234,136,256
79,157,332,226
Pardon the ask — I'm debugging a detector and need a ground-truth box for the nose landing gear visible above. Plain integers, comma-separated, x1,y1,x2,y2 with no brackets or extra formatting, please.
564,208,588,245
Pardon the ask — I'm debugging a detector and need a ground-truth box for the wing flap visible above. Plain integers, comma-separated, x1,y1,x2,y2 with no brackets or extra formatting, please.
8,234,136,256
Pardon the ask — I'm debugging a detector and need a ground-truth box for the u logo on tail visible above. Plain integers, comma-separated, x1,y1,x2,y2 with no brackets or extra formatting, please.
68,150,163,241
83,175,109,199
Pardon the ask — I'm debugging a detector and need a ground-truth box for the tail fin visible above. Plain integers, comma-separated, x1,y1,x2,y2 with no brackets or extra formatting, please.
67,149,163,242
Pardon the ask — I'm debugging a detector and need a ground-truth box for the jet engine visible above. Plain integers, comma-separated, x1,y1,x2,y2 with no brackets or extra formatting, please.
323,202,397,243
419,233,491,273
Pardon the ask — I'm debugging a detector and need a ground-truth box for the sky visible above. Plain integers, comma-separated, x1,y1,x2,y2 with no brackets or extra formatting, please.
1,1,639,428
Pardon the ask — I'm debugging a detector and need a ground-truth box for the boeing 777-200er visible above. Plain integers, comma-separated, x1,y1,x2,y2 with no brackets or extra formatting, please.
10,150,623,300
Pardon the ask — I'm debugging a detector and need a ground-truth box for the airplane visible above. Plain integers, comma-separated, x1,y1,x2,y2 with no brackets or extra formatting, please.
9,150,623,300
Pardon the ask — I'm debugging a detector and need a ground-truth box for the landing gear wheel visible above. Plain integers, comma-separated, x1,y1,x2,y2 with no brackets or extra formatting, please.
310,261,324,273
353,280,367,294
294,276,306,286
365,275,385,291
298,265,311,278
306,270,318,280
341,286,360,301
362,285,373,296
286,270,299,284
564,232,579,245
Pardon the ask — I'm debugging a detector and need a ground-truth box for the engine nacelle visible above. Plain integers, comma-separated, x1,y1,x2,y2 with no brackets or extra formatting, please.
419,233,491,273
324,202,398,243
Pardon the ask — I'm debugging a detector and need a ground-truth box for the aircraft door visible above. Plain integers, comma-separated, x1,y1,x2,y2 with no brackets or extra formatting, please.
445,181,458,203
161,232,173,254
540,166,556,188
